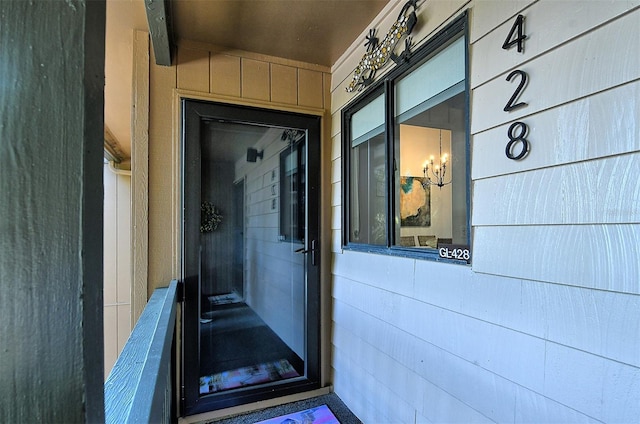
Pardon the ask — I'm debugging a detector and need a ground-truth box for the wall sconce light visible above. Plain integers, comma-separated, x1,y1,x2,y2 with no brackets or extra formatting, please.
246,147,263,162
423,129,451,188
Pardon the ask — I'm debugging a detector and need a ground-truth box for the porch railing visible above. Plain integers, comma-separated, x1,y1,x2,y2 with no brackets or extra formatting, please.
104,280,178,423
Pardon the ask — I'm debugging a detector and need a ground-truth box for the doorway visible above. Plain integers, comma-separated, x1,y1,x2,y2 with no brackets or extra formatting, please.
181,99,321,415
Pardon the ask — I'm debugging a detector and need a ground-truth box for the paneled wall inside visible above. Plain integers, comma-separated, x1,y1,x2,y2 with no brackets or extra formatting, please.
200,162,235,296
329,1,639,423
237,137,306,357
103,164,132,378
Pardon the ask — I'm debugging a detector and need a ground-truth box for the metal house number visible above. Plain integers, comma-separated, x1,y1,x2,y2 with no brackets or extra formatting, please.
502,14,530,160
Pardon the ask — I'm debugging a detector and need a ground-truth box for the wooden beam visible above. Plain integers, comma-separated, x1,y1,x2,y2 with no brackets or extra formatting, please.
0,1,106,421
145,0,172,66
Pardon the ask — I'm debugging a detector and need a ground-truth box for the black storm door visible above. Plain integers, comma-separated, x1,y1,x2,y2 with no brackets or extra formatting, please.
181,99,321,415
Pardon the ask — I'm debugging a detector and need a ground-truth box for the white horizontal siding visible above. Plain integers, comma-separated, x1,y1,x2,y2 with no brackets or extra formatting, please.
333,250,416,297
329,0,640,422
331,132,341,160
472,9,639,134
333,272,546,393
473,153,640,225
333,294,519,422
469,0,532,44
331,229,342,253
543,342,640,422
513,386,601,424
332,345,397,423
473,224,640,294
331,182,341,207
333,303,496,423
472,79,640,180
470,0,639,88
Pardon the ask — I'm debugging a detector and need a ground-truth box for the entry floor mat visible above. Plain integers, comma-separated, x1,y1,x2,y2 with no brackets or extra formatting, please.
200,359,299,394
208,292,242,306
255,404,340,424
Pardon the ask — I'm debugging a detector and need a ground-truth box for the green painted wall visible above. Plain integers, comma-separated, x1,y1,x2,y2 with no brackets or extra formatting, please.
0,1,106,421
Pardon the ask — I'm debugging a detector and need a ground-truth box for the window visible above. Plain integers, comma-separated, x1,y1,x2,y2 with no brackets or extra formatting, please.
342,15,469,261
280,133,306,242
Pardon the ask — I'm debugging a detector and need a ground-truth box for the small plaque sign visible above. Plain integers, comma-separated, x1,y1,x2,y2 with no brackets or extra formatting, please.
438,244,471,263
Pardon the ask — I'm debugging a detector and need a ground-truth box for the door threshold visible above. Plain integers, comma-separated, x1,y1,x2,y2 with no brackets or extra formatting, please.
179,386,333,423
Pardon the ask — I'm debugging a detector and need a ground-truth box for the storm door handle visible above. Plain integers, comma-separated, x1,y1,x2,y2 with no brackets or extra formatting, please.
294,240,318,266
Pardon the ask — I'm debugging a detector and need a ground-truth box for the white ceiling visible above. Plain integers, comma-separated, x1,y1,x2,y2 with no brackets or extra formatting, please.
105,0,389,160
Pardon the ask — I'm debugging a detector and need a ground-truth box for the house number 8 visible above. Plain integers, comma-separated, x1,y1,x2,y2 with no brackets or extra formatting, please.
505,121,529,160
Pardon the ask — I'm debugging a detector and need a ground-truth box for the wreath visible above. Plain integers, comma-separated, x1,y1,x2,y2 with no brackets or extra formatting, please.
200,201,222,233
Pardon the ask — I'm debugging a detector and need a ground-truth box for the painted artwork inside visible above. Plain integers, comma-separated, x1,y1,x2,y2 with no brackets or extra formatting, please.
400,176,430,226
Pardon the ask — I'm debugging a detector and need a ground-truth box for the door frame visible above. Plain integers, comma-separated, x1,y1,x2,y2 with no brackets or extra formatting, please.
179,98,323,416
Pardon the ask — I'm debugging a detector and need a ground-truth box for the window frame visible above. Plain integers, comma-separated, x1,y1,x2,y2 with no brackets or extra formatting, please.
279,135,306,243
341,12,470,263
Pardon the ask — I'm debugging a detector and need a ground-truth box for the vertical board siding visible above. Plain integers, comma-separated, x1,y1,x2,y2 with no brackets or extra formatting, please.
132,30,150,324
330,0,640,422
148,45,177,292
270,63,298,105
104,166,118,306
242,58,271,101
103,166,132,378
298,69,324,108
177,47,210,92
210,53,241,97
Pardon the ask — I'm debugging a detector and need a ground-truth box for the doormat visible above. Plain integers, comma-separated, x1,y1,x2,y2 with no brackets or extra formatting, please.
199,359,299,394
208,292,242,305
255,404,340,424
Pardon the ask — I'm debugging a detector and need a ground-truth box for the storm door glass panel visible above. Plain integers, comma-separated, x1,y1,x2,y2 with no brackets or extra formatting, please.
349,93,387,245
198,122,306,400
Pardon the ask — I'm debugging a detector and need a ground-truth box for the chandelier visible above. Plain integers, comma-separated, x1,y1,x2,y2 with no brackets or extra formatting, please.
423,129,451,188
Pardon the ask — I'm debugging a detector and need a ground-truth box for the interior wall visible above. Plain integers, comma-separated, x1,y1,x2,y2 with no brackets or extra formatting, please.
399,125,453,241
103,164,132,378
201,161,235,296
235,136,306,356
330,0,639,422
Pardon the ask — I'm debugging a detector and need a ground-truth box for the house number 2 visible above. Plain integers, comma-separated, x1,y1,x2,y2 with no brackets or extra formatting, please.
502,14,530,160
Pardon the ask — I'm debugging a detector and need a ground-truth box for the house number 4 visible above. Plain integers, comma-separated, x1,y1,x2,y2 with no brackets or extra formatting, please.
502,14,530,160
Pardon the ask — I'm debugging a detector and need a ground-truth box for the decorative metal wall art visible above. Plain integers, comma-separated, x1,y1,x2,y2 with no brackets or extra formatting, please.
345,0,418,92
